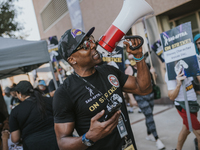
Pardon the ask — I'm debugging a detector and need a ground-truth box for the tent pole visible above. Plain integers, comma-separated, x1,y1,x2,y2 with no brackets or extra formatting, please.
27,73,30,82
49,61,58,89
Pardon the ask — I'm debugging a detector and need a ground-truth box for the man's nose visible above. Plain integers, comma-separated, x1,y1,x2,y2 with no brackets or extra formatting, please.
90,42,96,49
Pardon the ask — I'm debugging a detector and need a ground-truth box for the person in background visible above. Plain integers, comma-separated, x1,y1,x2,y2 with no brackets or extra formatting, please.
10,87,21,109
165,68,200,150
3,87,12,115
193,34,200,97
192,33,200,150
53,27,152,150
194,34,200,55
38,80,50,97
131,61,165,150
124,59,137,113
48,68,60,97
9,80,59,150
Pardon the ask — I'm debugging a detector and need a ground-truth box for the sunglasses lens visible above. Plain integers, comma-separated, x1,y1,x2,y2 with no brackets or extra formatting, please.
83,41,91,50
89,36,95,43
76,35,95,51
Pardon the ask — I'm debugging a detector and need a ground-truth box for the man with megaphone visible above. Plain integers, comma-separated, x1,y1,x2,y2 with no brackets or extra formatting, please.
53,26,152,150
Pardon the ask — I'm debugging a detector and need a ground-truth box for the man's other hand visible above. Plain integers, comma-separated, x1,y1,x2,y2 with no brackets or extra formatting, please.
86,110,121,142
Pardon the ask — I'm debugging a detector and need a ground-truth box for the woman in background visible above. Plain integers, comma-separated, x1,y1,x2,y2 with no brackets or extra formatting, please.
9,80,59,150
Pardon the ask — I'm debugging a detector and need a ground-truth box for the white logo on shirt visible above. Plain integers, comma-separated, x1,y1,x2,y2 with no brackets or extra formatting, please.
85,86,94,96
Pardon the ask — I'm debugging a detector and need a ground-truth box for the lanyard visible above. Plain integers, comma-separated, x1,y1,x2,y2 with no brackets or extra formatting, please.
74,71,128,125
73,71,111,103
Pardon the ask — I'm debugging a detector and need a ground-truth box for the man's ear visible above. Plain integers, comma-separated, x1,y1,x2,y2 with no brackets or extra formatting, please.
67,56,77,65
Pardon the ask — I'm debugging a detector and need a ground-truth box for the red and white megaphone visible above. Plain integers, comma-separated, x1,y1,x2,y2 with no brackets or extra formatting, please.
97,0,154,56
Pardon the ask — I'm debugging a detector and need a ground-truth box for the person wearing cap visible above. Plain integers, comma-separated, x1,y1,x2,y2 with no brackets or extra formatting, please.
48,68,60,97
194,34,200,55
53,27,152,150
193,34,200,96
193,34,200,150
38,80,50,97
3,87,12,115
9,80,59,150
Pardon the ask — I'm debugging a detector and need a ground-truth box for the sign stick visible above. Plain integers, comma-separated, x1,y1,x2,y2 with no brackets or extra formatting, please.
142,17,156,84
182,80,193,132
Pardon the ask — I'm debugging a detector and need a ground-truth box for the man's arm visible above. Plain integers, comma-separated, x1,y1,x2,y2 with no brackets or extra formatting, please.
168,71,186,100
197,76,200,83
1,130,9,150
122,39,152,95
48,80,56,97
168,87,181,101
55,110,120,150
49,90,55,97
11,130,20,143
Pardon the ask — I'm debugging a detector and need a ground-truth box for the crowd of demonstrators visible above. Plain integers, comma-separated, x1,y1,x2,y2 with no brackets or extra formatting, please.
53,27,152,150
8,80,59,150
0,77,60,149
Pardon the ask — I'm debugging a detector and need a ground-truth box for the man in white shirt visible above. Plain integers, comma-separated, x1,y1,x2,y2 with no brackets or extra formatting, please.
165,70,200,150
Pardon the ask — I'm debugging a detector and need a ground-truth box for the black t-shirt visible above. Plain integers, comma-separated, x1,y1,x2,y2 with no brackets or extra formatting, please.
53,64,137,150
9,96,55,140
11,97,21,105
48,80,60,93
0,112,6,124
41,86,51,97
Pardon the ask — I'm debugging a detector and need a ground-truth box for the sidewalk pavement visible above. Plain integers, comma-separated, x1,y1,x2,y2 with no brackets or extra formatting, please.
128,105,197,150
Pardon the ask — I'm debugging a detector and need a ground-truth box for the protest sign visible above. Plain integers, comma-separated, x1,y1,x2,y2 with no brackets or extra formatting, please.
160,22,200,80
151,40,165,62
102,45,125,72
102,41,125,72
47,36,62,62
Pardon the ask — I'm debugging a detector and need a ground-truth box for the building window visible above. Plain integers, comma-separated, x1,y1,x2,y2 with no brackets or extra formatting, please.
41,0,68,31
169,12,200,38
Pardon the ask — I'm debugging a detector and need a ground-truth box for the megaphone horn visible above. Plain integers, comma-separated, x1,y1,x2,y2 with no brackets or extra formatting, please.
97,0,154,56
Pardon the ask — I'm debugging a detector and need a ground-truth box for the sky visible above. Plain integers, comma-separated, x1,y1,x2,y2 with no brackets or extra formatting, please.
14,0,40,41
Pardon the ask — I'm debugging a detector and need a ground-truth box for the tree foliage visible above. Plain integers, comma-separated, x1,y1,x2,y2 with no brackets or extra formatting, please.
0,0,23,38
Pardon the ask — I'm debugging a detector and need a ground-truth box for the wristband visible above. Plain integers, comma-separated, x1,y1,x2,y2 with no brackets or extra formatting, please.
133,55,144,62
82,133,94,146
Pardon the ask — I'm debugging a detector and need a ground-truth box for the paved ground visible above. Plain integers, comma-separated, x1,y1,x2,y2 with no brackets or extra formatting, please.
129,105,197,150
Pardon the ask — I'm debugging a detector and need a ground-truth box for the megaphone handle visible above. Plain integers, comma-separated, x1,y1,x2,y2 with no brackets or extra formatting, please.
124,35,144,50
